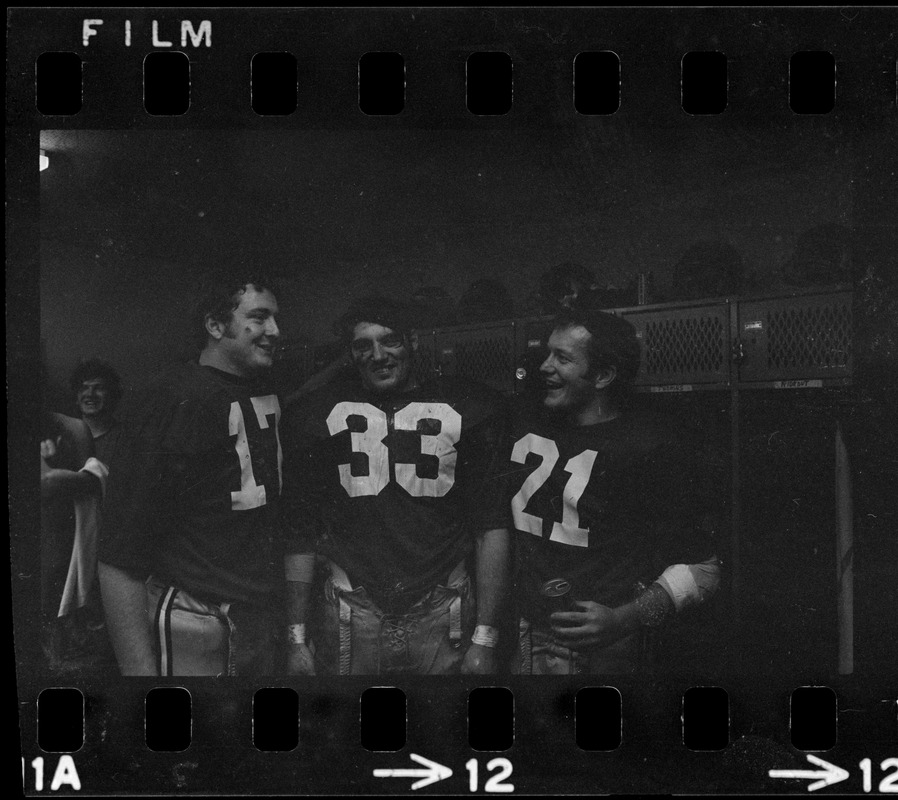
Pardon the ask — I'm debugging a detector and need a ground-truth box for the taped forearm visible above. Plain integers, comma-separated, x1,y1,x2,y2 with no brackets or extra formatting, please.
654,556,721,613
616,557,720,632
285,553,315,626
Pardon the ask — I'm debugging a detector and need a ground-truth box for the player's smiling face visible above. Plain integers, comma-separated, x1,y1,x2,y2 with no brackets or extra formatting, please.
540,324,597,416
351,322,416,394
218,284,280,377
78,378,110,419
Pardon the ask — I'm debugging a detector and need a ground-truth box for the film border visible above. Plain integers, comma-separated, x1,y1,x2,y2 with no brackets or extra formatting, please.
8,6,897,796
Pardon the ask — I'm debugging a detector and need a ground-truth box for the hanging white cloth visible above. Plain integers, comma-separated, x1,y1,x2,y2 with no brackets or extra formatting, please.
57,457,108,618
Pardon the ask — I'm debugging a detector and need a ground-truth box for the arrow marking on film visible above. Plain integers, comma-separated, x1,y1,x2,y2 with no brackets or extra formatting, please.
373,752,453,790
769,754,850,792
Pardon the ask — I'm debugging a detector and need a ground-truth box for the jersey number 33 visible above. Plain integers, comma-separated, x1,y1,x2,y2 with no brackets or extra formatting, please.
326,401,461,498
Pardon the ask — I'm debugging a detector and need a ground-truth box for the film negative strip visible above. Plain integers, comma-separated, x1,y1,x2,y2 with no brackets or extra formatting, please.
8,6,897,796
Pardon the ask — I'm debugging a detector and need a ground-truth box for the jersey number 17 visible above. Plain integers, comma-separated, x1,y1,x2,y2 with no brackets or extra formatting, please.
229,396,282,510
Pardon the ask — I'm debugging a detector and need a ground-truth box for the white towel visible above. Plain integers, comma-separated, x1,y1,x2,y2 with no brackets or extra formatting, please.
57,457,108,618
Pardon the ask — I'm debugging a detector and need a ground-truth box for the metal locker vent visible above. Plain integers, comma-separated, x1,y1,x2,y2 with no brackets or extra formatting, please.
454,336,513,380
767,303,852,370
642,315,727,378
413,335,437,384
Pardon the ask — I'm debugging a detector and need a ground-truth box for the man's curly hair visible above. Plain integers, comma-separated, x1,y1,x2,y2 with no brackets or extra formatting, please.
69,358,123,412
191,269,278,347
333,296,415,344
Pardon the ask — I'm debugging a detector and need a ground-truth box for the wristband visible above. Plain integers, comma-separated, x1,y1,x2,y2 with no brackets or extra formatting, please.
471,625,499,648
287,623,306,645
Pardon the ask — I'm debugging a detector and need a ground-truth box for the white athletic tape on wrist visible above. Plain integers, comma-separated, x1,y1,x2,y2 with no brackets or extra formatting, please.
284,553,316,583
655,557,721,612
471,625,499,648
287,623,306,645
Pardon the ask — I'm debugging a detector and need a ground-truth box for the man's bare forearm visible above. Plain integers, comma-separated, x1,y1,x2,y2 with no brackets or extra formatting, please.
98,562,157,676
474,528,511,628
41,467,101,500
285,579,313,624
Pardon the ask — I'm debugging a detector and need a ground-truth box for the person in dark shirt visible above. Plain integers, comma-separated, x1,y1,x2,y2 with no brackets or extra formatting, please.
506,308,721,674
41,410,107,671
281,296,511,675
70,358,125,471
98,271,283,676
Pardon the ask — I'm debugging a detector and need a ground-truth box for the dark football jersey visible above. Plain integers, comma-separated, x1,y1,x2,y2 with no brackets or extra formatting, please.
100,363,282,608
281,375,509,597
507,405,718,625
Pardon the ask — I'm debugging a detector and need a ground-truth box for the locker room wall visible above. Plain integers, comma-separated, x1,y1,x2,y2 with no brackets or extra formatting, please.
39,123,864,422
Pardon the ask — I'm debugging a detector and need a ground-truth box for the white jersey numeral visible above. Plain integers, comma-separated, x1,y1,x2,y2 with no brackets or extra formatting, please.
326,402,390,497
326,401,461,498
510,433,598,547
394,402,462,498
511,434,559,536
550,448,597,546
229,395,282,510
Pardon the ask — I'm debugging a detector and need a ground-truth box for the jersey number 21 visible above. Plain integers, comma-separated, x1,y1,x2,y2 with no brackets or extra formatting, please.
511,433,597,547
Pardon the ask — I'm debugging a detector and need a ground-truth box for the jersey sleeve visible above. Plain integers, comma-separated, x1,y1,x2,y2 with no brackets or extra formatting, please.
461,390,513,534
279,398,325,556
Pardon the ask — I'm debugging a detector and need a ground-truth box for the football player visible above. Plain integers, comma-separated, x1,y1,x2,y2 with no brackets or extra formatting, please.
98,272,284,676
281,296,511,675
507,309,721,674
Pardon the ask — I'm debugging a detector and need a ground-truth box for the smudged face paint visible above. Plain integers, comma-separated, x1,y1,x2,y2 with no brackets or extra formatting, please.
217,285,280,376
350,322,415,394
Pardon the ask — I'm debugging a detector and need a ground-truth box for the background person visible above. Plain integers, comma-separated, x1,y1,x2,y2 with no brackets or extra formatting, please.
70,358,125,472
41,409,107,672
